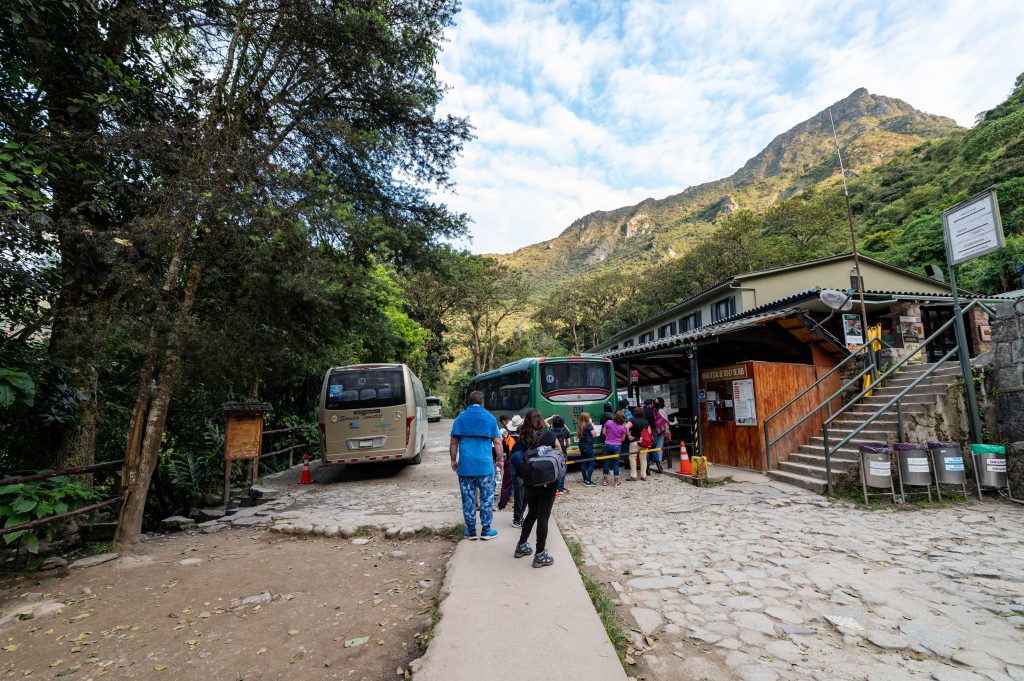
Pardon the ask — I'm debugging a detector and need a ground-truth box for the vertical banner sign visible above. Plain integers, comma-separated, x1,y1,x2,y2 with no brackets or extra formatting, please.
842,313,864,351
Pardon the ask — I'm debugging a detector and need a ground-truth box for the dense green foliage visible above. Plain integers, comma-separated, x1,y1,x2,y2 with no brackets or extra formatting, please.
0,476,101,553
0,0,474,543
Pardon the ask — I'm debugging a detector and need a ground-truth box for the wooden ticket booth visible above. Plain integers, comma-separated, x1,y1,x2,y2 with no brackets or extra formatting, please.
699,361,832,471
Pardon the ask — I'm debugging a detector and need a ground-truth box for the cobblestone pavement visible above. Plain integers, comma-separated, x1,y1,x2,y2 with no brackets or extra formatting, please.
557,471,1024,681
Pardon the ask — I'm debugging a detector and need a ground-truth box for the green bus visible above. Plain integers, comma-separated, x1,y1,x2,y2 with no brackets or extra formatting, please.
466,356,616,437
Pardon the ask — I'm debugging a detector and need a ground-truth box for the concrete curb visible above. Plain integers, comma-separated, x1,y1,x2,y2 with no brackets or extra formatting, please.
410,517,627,681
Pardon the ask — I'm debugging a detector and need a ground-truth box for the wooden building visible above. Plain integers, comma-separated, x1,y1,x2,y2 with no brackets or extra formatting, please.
588,254,998,472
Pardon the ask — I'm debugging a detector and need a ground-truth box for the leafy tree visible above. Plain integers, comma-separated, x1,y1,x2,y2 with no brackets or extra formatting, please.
452,256,531,374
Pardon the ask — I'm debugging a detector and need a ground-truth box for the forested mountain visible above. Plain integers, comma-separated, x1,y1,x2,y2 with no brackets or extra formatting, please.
520,74,1024,353
500,87,959,297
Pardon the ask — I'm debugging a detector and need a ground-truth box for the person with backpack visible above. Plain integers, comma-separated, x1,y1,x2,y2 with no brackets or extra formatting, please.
450,391,504,541
545,414,572,496
576,411,597,487
600,411,629,487
509,411,541,528
627,408,650,481
514,425,564,568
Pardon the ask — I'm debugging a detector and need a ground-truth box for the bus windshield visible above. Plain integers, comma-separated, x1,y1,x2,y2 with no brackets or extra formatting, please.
539,361,612,396
325,368,405,410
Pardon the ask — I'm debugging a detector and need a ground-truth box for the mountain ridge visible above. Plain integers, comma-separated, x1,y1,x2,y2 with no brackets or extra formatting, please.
496,88,960,298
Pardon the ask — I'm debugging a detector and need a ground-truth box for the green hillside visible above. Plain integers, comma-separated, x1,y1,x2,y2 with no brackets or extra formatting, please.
499,87,960,299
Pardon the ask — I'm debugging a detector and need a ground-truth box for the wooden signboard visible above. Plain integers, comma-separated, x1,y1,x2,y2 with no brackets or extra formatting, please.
222,402,273,508
225,414,264,461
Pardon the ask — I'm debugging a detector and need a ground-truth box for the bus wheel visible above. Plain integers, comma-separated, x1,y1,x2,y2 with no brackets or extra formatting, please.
408,452,422,465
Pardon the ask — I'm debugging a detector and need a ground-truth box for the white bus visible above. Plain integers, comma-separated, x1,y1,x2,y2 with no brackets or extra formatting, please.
318,363,427,465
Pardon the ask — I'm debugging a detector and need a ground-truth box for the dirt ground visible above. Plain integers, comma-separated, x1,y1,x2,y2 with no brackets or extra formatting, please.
0,529,455,680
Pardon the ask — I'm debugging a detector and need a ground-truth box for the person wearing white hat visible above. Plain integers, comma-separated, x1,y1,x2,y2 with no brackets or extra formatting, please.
498,415,524,518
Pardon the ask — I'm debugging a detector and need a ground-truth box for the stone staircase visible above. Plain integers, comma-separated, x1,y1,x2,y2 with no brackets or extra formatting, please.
767,362,962,493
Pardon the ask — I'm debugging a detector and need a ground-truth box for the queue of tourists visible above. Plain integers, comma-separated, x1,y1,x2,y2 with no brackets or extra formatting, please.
448,390,674,568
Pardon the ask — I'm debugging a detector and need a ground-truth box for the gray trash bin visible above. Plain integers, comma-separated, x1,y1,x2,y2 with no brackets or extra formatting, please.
928,441,967,500
894,442,933,501
970,444,1007,491
859,442,896,505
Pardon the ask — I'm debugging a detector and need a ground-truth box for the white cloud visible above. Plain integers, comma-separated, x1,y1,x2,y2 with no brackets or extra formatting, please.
437,0,1024,254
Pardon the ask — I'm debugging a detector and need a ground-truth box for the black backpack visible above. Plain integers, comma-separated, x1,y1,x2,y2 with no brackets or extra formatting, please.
520,445,566,487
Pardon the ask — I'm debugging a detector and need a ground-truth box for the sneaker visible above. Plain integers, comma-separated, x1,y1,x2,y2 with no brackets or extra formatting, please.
532,550,554,568
561,488,570,494
614,479,622,487
512,519,523,528
464,529,478,540
602,478,608,487
480,529,498,541
583,480,594,487
514,542,533,558
555,491,562,499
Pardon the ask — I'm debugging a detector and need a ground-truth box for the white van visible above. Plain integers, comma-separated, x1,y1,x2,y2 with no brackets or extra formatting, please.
318,363,427,465
426,396,443,422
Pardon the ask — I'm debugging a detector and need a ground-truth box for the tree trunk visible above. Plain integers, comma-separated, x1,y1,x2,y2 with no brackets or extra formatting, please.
116,257,205,552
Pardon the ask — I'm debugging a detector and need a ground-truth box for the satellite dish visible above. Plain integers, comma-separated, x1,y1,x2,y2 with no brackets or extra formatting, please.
820,289,853,311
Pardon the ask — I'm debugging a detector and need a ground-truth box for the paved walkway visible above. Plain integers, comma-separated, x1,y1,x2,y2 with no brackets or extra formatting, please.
410,519,628,681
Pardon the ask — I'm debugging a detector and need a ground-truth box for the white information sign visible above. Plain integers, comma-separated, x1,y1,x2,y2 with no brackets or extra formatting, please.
906,457,930,473
732,379,757,426
942,188,1005,265
868,461,891,477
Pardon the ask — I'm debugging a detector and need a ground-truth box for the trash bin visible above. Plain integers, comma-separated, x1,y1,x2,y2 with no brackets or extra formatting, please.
859,442,896,504
928,440,967,500
970,444,1007,490
894,443,931,486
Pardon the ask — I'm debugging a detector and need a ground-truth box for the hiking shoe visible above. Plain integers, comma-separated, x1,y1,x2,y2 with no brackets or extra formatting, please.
514,542,533,558
532,550,554,568
512,519,522,528
480,528,497,541
464,529,478,540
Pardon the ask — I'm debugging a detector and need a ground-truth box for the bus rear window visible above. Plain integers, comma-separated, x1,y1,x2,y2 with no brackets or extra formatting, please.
540,362,611,395
325,368,405,410
426,397,441,406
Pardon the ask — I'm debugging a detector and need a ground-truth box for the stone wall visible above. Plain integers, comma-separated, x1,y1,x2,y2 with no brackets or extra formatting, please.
990,299,1024,443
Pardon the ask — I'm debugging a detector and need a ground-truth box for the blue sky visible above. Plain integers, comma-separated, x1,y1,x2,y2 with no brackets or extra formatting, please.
436,0,1024,254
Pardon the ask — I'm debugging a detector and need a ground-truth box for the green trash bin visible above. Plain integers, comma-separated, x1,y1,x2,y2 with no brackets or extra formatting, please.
970,444,1007,491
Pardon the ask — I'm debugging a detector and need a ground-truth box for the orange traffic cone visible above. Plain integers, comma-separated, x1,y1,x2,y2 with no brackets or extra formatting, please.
298,455,313,485
677,442,693,476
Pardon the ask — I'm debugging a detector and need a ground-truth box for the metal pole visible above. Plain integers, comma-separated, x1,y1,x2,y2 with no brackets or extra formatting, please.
829,109,871,342
946,263,983,445
823,423,833,495
626,360,633,403
689,349,702,459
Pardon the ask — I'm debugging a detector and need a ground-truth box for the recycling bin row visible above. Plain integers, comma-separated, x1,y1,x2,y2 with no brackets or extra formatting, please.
858,441,1008,504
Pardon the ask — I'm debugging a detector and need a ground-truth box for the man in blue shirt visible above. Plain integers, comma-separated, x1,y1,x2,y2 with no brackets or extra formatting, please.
450,390,504,540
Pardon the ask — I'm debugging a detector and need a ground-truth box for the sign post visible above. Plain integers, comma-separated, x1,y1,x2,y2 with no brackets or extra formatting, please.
941,187,1005,447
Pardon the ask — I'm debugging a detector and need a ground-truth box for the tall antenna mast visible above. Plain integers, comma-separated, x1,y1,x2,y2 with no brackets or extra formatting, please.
829,107,870,345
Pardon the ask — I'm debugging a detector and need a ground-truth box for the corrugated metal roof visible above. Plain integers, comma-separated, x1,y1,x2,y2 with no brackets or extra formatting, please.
595,309,795,359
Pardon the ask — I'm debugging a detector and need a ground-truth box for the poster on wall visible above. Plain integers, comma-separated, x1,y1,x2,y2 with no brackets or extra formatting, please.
842,314,864,351
706,401,717,422
732,379,757,426
899,315,925,363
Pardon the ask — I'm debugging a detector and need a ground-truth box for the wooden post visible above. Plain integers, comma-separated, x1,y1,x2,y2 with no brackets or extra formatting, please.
223,460,231,510
289,429,296,468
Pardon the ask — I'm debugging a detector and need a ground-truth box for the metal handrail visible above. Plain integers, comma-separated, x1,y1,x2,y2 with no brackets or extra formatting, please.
821,345,959,494
764,364,873,470
763,342,876,469
823,300,981,429
816,298,983,493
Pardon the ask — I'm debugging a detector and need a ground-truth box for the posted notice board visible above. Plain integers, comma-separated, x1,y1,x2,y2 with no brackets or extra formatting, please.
732,378,757,426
